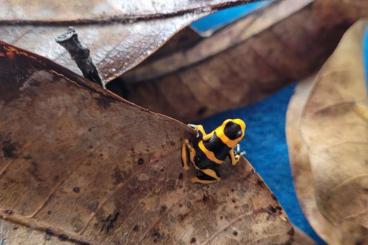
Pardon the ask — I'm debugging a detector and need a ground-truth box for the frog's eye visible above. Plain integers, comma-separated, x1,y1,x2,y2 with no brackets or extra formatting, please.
224,121,242,139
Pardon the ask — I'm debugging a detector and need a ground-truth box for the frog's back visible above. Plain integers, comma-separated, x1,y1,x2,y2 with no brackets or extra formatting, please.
202,133,230,161
190,145,219,177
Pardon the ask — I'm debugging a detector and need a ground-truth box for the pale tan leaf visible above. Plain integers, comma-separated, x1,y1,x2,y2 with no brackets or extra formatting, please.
286,20,368,244
286,76,336,242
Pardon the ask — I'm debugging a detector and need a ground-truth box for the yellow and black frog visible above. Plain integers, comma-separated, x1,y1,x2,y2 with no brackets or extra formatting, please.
181,119,246,184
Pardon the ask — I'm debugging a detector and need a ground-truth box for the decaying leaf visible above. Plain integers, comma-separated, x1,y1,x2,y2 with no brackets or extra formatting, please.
286,75,335,242
0,0,262,87
286,20,368,244
120,0,367,122
0,219,68,245
0,41,310,244
315,0,368,21
122,0,312,83
0,0,261,23
293,227,315,245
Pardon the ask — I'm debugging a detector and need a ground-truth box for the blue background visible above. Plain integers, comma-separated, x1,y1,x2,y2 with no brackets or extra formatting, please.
192,4,368,244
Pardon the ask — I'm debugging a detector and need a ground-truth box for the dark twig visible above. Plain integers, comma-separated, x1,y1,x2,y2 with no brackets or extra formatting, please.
56,27,104,88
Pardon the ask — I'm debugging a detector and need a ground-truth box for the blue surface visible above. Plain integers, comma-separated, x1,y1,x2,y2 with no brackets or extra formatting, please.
191,1,269,33
364,27,368,84
200,85,325,244
195,4,368,243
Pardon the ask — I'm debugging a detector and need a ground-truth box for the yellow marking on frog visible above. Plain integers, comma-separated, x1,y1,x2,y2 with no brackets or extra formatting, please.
181,118,246,184
198,141,223,164
191,177,218,184
216,119,246,148
201,168,220,180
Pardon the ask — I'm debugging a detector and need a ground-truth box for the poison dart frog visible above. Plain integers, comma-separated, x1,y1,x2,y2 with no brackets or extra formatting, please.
181,119,246,184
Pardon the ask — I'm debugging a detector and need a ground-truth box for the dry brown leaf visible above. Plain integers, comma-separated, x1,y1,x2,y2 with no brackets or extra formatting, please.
0,0,258,23
120,0,367,122
0,41,310,244
293,227,316,245
122,0,313,83
0,219,68,245
315,0,368,21
286,75,336,242
0,0,261,86
286,20,368,244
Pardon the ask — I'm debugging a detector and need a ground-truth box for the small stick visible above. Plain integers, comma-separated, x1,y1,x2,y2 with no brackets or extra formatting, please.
56,27,104,88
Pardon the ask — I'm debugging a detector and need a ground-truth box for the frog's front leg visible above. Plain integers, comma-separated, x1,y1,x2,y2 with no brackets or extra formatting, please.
181,139,196,170
229,144,246,166
229,149,241,166
187,124,210,140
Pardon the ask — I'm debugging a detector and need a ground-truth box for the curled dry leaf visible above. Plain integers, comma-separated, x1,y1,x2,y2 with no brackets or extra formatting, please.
315,0,368,21
286,75,335,242
0,0,258,23
286,20,368,244
293,227,316,245
120,0,367,122
0,42,308,244
0,0,261,86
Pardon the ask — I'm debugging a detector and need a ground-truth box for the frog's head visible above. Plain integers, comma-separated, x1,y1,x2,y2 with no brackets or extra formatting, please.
222,118,246,144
